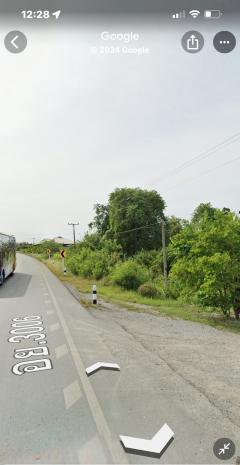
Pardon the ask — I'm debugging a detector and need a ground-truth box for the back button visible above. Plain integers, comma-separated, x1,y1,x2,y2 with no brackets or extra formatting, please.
4,31,27,53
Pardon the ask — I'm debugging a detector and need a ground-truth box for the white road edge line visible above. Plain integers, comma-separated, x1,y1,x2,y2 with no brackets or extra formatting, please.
40,266,128,464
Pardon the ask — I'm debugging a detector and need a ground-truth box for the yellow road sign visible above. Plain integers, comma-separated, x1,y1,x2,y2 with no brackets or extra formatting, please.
60,249,66,258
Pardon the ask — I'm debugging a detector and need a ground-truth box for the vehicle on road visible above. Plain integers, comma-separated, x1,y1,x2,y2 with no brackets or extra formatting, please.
0,233,16,285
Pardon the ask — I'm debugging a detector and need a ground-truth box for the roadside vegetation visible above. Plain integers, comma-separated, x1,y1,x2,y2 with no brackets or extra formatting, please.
18,187,240,332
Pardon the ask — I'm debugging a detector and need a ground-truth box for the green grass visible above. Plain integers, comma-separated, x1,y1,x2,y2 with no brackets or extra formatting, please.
32,254,240,334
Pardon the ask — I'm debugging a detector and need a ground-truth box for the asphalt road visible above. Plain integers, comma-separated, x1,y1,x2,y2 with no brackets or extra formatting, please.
0,253,239,464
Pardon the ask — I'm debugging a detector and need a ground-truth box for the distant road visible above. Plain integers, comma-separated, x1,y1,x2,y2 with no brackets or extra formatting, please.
0,253,239,464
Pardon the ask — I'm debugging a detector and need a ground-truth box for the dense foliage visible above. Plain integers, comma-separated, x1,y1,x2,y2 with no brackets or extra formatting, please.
169,208,240,316
18,240,61,257
89,188,166,255
20,190,240,319
66,238,121,279
110,260,150,290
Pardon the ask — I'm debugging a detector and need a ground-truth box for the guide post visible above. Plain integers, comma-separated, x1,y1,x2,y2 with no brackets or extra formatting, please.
60,249,67,275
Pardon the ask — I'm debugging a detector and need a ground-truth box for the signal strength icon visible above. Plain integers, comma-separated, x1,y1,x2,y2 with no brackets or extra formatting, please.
172,10,186,19
189,10,201,18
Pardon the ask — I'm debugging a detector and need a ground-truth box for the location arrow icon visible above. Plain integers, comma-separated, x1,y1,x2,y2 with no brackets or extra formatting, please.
120,423,174,456
52,10,61,19
86,362,120,376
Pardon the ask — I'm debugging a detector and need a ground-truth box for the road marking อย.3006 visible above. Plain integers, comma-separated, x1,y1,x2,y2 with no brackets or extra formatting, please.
8,315,53,375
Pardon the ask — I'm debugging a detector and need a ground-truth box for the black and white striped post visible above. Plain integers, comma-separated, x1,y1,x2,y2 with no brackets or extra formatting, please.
92,284,97,304
60,249,67,276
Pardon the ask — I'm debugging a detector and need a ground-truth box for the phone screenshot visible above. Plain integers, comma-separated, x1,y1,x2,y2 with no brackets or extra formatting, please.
0,0,239,464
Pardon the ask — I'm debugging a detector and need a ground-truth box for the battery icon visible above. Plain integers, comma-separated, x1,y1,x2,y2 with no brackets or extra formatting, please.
204,10,222,19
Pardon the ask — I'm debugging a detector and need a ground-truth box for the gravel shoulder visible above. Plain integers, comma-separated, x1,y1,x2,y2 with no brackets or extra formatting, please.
66,283,240,430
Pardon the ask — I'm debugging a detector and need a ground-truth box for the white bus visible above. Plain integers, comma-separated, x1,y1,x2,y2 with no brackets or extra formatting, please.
0,233,16,285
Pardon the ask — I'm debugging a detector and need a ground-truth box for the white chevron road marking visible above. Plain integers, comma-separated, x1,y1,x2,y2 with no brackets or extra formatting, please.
120,423,174,455
86,362,120,376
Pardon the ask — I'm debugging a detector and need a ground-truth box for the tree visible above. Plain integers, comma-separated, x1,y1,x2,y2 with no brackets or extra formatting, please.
108,188,166,256
166,216,188,243
88,203,109,236
192,202,217,224
169,209,240,317
192,203,232,225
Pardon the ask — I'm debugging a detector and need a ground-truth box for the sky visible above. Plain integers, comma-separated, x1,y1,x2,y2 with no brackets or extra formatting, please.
1,14,240,242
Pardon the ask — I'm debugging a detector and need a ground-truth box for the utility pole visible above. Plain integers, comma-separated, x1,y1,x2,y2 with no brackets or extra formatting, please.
161,220,168,288
68,222,79,246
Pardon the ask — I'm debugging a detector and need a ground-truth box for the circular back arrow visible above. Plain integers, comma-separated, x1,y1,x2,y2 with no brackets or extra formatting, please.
4,30,27,53
11,35,19,49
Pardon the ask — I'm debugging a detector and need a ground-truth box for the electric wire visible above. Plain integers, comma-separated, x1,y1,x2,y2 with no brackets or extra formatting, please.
153,130,240,184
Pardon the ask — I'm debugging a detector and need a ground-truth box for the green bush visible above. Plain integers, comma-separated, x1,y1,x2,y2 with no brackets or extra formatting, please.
134,250,165,280
66,255,82,276
18,240,62,256
52,252,60,260
134,250,158,267
111,260,149,290
138,283,159,298
66,244,121,280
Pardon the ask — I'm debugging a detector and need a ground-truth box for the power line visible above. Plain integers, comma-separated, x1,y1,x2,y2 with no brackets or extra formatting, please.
152,130,240,185
165,153,240,192
114,222,161,235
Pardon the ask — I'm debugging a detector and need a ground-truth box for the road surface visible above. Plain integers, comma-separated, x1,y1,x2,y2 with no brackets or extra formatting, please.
0,254,239,464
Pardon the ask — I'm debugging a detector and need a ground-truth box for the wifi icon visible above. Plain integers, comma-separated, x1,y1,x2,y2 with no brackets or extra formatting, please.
189,10,201,18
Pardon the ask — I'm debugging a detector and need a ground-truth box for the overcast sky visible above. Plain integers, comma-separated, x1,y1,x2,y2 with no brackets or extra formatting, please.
1,17,240,242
